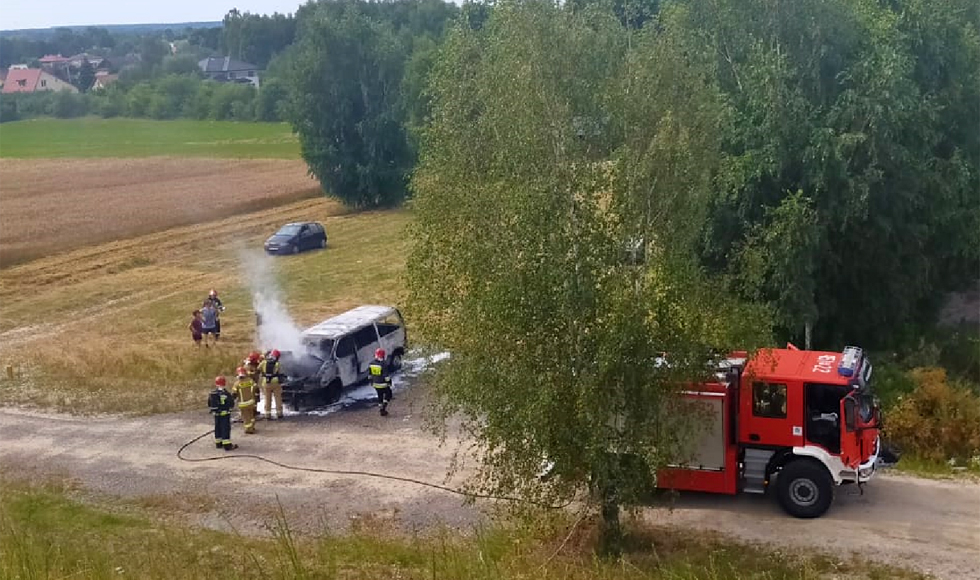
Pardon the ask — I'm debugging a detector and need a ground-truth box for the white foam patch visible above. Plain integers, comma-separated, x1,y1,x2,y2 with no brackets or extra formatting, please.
269,350,451,417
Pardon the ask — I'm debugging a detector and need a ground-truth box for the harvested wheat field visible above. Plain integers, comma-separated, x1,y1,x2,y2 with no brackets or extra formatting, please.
0,157,319,266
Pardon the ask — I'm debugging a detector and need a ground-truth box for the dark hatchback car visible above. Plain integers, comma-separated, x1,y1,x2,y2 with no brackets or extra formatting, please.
264,222,327,255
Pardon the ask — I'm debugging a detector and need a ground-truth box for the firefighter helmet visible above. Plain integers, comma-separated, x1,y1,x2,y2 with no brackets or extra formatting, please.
215,376,227,387
236,366,246,377
248,351,261,364
375,348,386,360
270,349,280,359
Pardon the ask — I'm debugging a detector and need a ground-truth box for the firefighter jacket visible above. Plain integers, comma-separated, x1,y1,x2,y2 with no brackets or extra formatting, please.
208,388,234,416
259,358,283,385
234,378,256,406
368,358,391,389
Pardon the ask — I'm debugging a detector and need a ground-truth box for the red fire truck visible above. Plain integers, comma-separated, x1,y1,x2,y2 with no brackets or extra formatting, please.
656,344,883,518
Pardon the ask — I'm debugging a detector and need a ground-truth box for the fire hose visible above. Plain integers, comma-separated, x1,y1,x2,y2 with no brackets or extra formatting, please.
177,429,574,509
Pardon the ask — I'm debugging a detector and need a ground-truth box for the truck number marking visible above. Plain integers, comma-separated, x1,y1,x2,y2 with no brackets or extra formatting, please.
812,354,837,373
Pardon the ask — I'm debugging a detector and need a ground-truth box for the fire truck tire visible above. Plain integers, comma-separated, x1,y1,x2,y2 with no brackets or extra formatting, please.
775,459,834,519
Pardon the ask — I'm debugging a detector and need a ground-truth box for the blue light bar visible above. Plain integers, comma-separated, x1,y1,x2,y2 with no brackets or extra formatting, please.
838,346,863,377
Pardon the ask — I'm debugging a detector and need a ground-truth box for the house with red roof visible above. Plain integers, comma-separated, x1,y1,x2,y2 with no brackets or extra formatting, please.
1,68,78,94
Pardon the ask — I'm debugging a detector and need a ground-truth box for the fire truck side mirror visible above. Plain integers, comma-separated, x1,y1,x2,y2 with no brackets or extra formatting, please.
843,397,857,433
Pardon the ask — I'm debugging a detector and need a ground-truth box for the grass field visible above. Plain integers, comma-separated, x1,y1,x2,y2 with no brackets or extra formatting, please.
0,197,410,415
0,118,300,158
0,157,319,266
0,480,921,580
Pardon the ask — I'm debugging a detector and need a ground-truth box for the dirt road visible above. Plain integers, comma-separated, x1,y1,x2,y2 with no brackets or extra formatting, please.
1,383,978,580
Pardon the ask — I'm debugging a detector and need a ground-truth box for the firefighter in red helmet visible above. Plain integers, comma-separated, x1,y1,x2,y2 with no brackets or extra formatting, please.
208,376,237,450
369,348,392,416
233,366,257,434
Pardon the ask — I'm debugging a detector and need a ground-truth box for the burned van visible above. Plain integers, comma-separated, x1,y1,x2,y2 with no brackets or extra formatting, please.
280,305,407,410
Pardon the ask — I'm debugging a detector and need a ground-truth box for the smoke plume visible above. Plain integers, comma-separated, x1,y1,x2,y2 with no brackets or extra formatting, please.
238,249,305,354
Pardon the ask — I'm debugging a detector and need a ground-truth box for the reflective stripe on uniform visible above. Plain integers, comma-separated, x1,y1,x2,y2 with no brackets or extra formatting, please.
238,401,255,408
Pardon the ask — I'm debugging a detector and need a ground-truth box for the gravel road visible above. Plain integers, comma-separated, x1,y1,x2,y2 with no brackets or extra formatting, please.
1,383,977,580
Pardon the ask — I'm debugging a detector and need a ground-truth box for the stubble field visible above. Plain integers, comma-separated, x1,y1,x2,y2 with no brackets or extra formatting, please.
0,157,320,266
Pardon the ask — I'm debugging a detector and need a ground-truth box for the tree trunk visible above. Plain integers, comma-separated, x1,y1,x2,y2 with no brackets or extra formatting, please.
599,485,622,556
805,320,812,351
593,457,623,557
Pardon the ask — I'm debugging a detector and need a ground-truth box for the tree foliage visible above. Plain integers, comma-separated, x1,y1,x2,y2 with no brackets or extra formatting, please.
691,0,980,349
284,0,458,208
407,0,771,550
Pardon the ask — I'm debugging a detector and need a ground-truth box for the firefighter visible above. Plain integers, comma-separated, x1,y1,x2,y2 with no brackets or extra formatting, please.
233,366,257,434
369,348,392,417
259,349,284,420
244,351,263,416
208,376,238,450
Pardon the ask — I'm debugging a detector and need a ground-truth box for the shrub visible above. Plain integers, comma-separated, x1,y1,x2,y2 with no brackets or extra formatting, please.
885,367,980,463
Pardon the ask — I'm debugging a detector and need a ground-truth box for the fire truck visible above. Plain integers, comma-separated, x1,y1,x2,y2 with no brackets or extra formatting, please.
656,344,883,518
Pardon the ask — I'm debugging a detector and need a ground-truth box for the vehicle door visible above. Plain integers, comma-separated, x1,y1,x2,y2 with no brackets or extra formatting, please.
334,336,359,387
739,380,802,448
375,312,406,356
839,393,864,469
352,325,381,377
297,224,312,250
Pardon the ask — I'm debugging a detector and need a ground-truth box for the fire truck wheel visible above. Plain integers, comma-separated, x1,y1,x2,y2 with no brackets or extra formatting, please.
776,459,834,519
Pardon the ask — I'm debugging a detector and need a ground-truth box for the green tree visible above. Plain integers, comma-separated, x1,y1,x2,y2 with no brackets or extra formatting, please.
690,0,980,350
286,4,413,208
162,54,202,76
407,1,770,553
75,59,96,93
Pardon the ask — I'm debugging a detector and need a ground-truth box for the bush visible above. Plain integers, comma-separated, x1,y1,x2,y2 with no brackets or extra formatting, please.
884,367,980,464
0,96,19,123
51,91,88,118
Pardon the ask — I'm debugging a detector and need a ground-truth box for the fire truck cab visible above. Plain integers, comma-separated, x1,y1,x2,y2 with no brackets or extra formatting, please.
657,345,882,518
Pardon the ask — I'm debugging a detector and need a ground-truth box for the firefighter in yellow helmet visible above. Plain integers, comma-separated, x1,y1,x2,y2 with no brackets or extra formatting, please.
233,366,257,434
259,349,284,419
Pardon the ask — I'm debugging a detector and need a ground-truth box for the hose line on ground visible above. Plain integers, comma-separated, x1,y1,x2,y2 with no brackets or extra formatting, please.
177,429,573,510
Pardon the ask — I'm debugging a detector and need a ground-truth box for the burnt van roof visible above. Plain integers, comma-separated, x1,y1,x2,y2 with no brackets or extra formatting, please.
301,305,397,340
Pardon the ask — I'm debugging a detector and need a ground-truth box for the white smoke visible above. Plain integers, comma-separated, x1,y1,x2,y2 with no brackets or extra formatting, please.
238,249,305,355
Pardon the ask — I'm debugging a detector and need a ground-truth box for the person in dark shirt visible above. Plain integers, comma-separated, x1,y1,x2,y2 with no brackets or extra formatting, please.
189,310,203,347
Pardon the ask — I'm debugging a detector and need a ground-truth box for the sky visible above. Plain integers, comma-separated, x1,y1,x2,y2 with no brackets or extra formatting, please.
0,0,308,31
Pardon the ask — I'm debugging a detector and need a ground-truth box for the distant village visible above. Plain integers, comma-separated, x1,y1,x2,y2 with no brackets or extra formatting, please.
1,49,261,95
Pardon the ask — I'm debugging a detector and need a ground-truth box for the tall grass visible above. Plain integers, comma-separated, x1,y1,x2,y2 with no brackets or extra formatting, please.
0,482,924,580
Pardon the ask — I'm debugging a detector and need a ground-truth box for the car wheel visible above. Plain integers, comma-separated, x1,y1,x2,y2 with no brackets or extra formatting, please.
319,238,327,249
390,352,403,371
776,459,834,518
291,394,304,413
323,380,343,404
